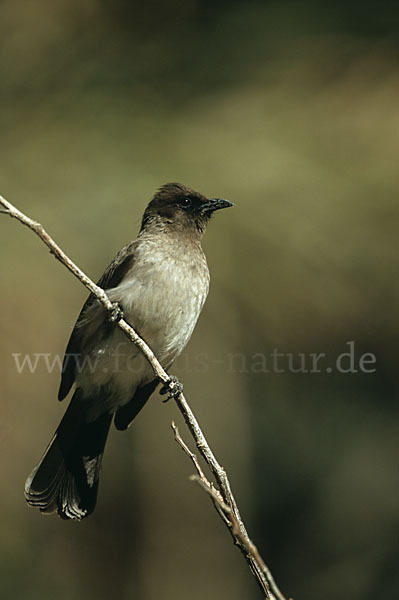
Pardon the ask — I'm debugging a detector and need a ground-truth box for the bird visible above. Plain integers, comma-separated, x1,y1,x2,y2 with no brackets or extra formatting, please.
24,182,233,520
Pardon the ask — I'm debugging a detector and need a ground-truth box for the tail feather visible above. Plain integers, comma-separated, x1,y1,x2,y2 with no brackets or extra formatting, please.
25,392,112,520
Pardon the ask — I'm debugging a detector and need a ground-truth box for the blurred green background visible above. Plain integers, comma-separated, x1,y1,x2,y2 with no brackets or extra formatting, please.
0,1,398,599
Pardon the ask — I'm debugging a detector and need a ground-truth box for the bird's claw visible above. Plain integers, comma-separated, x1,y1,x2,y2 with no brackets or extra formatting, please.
160,376,183,402
109,302,124,323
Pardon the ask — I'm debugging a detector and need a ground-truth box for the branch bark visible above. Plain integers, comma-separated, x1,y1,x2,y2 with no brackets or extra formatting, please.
0,194,287,600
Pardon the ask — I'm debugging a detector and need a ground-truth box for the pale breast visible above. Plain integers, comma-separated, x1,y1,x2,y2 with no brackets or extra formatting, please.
117,237,210,367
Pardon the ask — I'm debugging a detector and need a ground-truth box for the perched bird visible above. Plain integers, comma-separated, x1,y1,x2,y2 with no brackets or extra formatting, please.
25,183,233,520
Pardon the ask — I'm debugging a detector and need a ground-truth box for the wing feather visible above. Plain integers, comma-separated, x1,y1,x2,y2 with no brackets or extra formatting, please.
58,241,137,401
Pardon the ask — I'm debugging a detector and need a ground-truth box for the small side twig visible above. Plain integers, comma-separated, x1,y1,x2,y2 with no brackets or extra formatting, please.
191,475,290,600
171,423,288,600
171,421,207,483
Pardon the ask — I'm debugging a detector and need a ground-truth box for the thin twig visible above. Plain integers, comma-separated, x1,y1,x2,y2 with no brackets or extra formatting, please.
171,421,233,528
173,425,288,600
171,421,208,483
1,194,287,600
192,474,290,600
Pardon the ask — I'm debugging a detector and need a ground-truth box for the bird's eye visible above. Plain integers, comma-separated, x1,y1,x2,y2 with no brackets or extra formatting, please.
180,197,192,208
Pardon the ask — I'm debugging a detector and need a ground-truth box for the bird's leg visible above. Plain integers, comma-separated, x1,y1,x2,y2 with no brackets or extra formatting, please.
108,302,124,323
160,375,183,402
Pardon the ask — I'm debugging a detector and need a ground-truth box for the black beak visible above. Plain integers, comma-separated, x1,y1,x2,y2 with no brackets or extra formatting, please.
202,198,234,214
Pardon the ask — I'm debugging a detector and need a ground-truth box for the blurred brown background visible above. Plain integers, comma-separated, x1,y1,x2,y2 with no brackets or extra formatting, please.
0,1,398,599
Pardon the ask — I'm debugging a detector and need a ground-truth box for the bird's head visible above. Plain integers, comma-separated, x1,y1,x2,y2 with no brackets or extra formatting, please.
141,183,233,236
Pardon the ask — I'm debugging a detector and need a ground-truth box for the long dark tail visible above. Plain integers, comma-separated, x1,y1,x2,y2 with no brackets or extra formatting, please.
25,391,112,520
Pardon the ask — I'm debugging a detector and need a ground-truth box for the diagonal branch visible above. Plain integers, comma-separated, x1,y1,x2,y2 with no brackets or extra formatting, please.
0,194,287,600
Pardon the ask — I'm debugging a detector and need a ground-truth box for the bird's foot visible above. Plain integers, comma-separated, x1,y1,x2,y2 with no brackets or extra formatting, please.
109,302,124,323
160,375,183,402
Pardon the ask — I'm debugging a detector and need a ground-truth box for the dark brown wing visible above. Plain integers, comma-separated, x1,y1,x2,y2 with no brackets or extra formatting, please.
114,379,159,430
58,241,137,401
